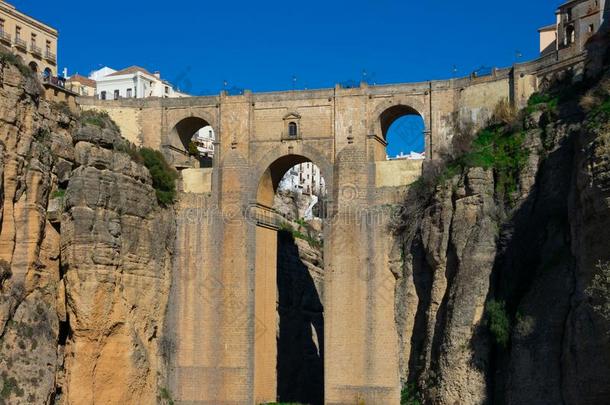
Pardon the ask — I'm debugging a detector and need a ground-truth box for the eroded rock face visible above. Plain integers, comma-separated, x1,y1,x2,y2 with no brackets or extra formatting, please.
0,60,175,404
0,61,70,404
60,128,175,404
396,168,497,404
395,77,610,404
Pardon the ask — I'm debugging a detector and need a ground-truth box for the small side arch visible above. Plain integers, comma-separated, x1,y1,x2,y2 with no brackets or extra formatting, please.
166,115,217,168
370,103,428,161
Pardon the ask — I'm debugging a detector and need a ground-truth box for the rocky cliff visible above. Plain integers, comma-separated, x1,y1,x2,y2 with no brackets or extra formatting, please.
0,58,175,404
395,69,610,404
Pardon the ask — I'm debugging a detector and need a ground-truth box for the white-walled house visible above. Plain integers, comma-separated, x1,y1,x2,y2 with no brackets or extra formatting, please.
89,66,116,81
90,66,188,100
278,162,326,197
193,125,215,158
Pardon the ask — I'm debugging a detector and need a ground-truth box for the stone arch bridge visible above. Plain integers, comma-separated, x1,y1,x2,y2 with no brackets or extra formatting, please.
78,55,577,404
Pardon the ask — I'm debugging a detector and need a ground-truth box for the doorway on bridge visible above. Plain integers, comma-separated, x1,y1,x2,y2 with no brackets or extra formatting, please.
255,156,326,405
168,117,215,169
381,105,426,161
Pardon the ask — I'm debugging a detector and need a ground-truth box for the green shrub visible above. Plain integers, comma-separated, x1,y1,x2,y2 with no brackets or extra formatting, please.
0,376,24,399
115,141,144,164
34,128,51,143
586,98,610,129
526,92,559,114
446,125,528,203
51,188,66,199
51,101,72,116
486,299,511,348
139,147,178,206
79,109,119,131
401,383,422,405
279,222,322,249
158,387,174,405
586,261,610,322
0,49,33,78
188,141,199,156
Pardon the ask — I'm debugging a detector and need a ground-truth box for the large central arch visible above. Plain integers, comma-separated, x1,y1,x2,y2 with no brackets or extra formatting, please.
252,149,332,405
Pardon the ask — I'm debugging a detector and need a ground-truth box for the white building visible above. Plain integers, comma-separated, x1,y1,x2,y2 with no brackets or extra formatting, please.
192,125,215,158
279,162,326,197
90,65,188,100
387,151,425,160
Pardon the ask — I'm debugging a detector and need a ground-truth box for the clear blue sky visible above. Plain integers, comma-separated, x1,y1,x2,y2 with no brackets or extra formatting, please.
14,0,561,155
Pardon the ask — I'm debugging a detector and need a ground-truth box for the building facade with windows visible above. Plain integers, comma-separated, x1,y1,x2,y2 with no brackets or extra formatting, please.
66,74,96,96
278,162,326,197
0,1,58,76
91,66,188,100
539,0,608,57
192,125,215,158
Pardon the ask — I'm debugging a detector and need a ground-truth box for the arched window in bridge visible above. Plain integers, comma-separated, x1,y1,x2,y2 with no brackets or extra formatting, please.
566,25,575,46
169,117,215,169
288,122,298,137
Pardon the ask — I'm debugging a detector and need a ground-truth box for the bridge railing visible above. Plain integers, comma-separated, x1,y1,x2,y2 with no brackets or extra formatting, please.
162,144,200,169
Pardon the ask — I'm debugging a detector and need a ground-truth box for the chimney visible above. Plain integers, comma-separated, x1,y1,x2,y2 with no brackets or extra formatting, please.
63,67,68,78
154,71,161,79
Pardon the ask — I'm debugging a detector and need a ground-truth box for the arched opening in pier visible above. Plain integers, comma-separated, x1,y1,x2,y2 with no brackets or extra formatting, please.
167,117,215,169
381,105,426,160
254,155,327,405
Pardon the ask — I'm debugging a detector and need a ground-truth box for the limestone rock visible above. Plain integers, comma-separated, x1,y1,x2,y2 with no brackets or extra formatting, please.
0,60,175,405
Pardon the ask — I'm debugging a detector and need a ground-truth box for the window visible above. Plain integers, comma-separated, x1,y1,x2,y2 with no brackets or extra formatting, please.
114,90,120,100
566,8,573,20
0,19,4,32
15,26,20,40
31,33,36,47
589,24,595,33
126,88,132,98
46,40,51,53
100,91,107,100
288,122,298,137
565,25,576,45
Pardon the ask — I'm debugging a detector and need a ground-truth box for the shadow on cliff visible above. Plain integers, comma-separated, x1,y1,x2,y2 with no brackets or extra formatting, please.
398,28,610,401
276,230,324,405
486,35,610,403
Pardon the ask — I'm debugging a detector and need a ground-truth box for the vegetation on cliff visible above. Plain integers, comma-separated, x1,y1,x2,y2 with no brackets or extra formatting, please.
139,148,179,206
80,110,178,206
586,261,610,323
394,61,610,403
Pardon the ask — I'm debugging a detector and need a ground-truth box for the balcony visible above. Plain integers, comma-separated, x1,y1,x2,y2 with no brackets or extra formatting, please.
14,37,26,50
43,75,66,89
45,50,56,63
0,30,11,44
30,44,42,57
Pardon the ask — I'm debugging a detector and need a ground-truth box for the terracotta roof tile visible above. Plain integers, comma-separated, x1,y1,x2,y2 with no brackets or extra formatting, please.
67,74,96,88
